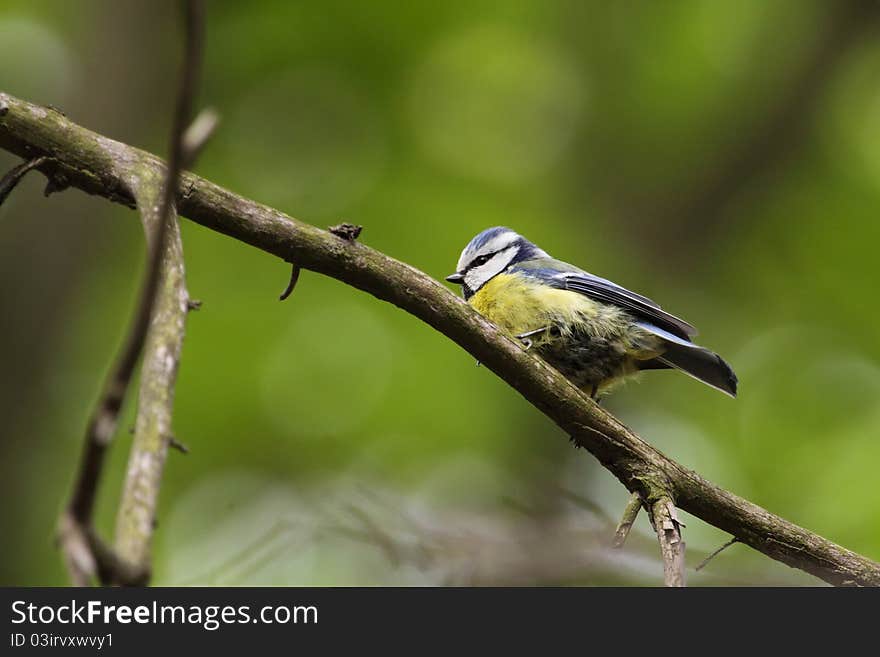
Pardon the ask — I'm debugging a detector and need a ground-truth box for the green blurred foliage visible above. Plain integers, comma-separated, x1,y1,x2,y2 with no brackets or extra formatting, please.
1,0,878,586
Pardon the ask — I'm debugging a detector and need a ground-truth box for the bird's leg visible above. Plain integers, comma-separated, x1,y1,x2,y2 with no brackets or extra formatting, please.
480,327,550,364
515,327,550,351
590,385,603,405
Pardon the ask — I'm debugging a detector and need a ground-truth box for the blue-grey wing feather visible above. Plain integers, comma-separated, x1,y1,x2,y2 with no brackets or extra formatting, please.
561,271,697,340
511,261,697,341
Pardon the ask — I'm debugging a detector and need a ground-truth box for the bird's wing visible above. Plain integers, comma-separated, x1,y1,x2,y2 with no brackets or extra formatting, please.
512,259,698,340
559,270,697,340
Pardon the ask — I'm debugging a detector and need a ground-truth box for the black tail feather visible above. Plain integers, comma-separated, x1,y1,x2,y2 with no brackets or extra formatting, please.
655,342,738,397
636,358,672,371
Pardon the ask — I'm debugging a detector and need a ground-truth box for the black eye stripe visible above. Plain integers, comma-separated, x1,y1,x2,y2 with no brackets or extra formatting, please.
464,242,518,272
467,253,495,270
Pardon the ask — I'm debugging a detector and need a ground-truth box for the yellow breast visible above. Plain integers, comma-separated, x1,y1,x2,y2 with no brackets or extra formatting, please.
470,272,665,393
469,272,609,339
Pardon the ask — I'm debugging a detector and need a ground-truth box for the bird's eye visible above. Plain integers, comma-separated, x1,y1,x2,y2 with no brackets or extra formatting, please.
473,254,492,267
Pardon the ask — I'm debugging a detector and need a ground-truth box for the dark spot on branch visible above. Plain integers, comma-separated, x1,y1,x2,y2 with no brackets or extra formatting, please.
329,222,362,241
186,298,203,311
0,99,8,116
279,262,301,301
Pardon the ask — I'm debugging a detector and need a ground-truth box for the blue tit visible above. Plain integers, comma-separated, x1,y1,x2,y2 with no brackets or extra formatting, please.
446,226,737,399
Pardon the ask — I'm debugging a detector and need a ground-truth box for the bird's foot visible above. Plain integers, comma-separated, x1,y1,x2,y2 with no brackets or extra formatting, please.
515,327,550,351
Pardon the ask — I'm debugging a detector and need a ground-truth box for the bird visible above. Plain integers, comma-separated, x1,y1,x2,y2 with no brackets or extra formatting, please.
445,227,737,400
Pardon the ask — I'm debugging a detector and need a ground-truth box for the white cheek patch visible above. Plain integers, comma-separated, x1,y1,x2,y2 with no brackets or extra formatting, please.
464,246,519,292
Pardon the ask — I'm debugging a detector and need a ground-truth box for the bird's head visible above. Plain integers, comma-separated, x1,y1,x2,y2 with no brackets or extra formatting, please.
446,227,547,299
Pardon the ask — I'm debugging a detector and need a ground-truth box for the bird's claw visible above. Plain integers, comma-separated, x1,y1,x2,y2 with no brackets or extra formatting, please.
515,327,549,351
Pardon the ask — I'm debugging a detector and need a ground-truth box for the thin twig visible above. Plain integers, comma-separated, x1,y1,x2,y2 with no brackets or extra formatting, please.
57,0,206,586
168,436,190,454
613,492,643,548
0,156,48,207
649,497,686,587
279,262,301,300
695,537,738,572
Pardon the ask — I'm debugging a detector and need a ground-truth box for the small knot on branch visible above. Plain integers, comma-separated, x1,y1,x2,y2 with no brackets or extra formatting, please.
44,170,69,197
186,298,203,311
329,222,362,241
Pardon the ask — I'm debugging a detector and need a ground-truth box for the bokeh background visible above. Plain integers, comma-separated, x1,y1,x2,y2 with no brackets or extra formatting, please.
2,0,879,586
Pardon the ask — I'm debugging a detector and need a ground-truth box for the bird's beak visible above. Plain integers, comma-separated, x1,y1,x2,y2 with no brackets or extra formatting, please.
445,272,465,284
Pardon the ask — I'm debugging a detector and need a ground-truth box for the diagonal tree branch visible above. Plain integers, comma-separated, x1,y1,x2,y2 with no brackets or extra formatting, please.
1,91,879,586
